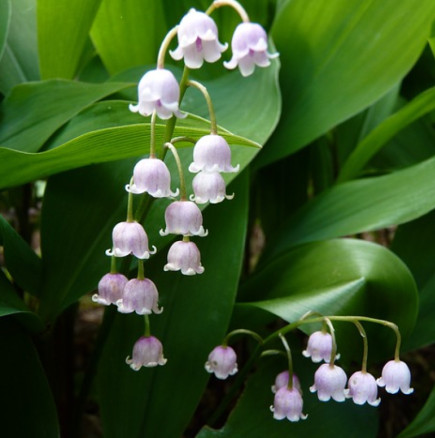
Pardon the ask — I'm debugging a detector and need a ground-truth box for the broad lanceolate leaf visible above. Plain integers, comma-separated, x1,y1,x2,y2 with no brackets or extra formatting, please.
241,239,418,340
0,0,11,61
259,0,435,166
0,0,39,94
97,174,249,438
263,155,435,261
0,80,131,153
0,319,59,436
38,0,102,79
0,215,42,297
338,86,435,181
91,0,166,75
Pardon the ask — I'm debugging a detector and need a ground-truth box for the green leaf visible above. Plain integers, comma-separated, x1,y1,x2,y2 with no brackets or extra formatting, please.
90,0,166,75
338,87,435,181
398,384,435,438
0,0,39,94
0,0,10,61
241,239,417,342
0,118,257,190
37,0,102,79
259,0,435,166
197,361,378,438
0,215,42,297
263,155,435,260
97,173,249,438
0,319,59,436
0,80,131,153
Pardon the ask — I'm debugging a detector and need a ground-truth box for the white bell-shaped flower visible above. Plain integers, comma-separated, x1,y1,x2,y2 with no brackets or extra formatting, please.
224,22,279,77
271,387,307,422
129,68,185,119
271,370,302,394
170,8,227,69
189,134,240,173
190,171,234,204
92,273,128,306
376,359,414,395
126,158,179,197
126,336,167,370
302,331,337,363
116,278,163,315
205,345,238,380
310,363,348,402
163,240,204,275
347,371,381,406
106,221,157,259
160,201,208,237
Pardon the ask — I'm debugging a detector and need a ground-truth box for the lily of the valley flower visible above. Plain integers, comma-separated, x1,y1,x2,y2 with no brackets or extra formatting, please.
190,171,234,204
347,371,381,406
302,331,336,363
129,68,185,119
163,240,204,275
271,387,307,422
189,134,240,174
160,201,208,237
126,336,167,370
92,273,128,306
224,22,279,77
271,370,302,394
377,359,414,395
126,158,179,197
310,363,348,402
205,345,238,380
116,278,163,315
106,221,157,259
170,8,227,69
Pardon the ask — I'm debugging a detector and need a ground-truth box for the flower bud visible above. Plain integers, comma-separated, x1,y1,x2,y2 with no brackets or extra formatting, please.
126,336,167,370
160,201,208,237
92,273,128,306
205,345,238,380
163,240,204,275
116,278,163,315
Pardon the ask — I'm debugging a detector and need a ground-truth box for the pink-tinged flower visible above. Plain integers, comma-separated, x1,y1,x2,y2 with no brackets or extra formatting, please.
271,370,302,394
126,158,179,197
224,22,279,77
126,336,167,370
190,171,234,204
129,68,185,119
376,359,414,395
347,371,380,406
302,331,337,363
310,363,347,402
189,134,240,174
205,345,238,379
271,387,307,422
160,201,208,237
92,273,128,306
106,221,157,259
170,8,227,69
116,278,163,315
163,240,204,275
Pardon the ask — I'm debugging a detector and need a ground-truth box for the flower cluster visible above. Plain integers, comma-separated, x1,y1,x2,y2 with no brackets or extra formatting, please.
93,1,278,371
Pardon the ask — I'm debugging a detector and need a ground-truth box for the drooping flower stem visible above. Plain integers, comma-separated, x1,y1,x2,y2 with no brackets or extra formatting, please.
149,110,157,158
171,136,197,145
353,320,368,372
137,259,145,280
109,255,117,274
157,26,179,69
324,318,338,365
279,334,294,390
165,142,187,200
187,80,218,134
126,179,135,222
206,0,250,23
144,314,151,337
223,328,264,346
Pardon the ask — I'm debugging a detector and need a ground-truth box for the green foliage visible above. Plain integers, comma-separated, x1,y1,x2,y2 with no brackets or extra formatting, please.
0,0,434,437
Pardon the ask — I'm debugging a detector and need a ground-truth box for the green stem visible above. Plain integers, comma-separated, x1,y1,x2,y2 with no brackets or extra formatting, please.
144,315,151,337
353,320,368,372
157,26,179,69
137,259,145,280
186,80,218,134
164,142,186,200
171,136,197,145
260,349,286,358
126,180,134,222
223,329,264,346
150,111,157,158
109,256,117,274
323,318,337,365
206,0,250,22
279,334,294,390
